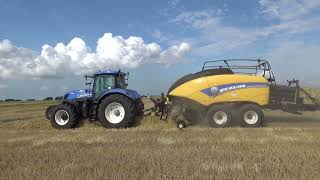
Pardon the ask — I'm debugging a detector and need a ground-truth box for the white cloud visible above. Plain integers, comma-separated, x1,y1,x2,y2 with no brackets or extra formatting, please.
263,40,320,86
0,33,190,79
151,29,170,43
259,0,320,20
173,6,320,56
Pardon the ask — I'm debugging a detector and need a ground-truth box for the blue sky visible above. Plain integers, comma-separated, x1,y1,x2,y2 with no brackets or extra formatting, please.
0,0,320,99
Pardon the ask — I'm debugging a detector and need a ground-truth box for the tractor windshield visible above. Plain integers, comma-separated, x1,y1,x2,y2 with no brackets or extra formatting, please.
94,74,115,98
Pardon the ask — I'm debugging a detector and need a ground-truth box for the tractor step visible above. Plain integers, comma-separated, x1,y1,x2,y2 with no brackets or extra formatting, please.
88,104,98,121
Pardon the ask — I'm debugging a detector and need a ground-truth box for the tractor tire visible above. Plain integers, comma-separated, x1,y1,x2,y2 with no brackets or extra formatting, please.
51,104,80,129
238,104,264,128
97,94,134,128
45,105,57,120
206,105,232,128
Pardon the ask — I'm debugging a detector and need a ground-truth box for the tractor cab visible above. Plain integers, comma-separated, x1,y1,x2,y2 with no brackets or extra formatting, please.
90,70,128,99
63,70,139,101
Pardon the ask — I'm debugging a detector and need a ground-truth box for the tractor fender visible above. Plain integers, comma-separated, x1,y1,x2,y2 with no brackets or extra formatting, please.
98,88,141,103
62,100,82,115
62,99,80,107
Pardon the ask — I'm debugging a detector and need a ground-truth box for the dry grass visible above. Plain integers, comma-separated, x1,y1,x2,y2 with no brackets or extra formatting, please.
304,88,320,99
0,101,320,179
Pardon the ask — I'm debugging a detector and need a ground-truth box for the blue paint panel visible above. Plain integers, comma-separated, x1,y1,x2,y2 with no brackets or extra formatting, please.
66,89,92,100
99,88,141,100
65,88,141,101
201,82,268,97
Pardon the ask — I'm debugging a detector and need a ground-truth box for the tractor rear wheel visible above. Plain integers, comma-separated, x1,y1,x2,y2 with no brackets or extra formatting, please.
98,94,134,128
206,105,232,128
238,104,264,127
51,104,79,129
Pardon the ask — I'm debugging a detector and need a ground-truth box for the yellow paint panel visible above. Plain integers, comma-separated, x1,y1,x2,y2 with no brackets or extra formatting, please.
206,74,269,106
206,74,268,86
169,74,270,107
169,77,209,105
208,87,269,106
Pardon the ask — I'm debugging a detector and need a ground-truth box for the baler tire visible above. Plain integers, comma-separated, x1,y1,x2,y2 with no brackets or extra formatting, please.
206,105,232,128
98,94,134,128
238,104,264,128
51,104,80,129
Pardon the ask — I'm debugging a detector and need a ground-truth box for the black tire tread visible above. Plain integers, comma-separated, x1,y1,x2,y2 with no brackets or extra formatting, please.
239,104,264,128
97,94,135,128
206,104,232,128
45,105,57,120
51,104,79,129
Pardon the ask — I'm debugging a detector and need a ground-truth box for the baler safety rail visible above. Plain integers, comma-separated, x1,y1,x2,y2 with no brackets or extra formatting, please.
202,59,276,83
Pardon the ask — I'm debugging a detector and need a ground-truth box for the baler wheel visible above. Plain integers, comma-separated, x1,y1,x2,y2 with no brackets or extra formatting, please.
206,105,232,128
238,104,264,127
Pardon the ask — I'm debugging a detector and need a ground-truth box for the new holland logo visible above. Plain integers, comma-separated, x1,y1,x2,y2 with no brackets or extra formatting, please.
219,84,246,93
202,82,267,97
210,86,219,95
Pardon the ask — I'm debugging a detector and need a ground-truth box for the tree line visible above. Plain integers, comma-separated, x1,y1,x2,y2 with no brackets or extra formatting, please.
0,96,63,102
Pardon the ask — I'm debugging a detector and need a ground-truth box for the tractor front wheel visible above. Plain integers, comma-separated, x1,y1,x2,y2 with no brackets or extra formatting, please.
98,94,134,128
51,104,79,129
45,105,57,120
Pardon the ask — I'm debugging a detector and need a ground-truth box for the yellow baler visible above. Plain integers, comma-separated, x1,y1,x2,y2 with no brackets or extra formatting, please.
167,59,273,128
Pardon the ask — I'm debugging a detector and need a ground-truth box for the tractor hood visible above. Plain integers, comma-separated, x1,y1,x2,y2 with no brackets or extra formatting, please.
64,89,92,100
64,88,141,100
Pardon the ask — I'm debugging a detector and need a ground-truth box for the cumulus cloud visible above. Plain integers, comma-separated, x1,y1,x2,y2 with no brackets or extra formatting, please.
0,33,190,79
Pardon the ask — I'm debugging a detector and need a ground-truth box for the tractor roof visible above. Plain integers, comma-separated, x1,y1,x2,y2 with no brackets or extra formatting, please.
94,70,126,76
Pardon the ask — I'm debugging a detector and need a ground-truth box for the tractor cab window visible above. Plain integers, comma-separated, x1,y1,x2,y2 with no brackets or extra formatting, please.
115,75,127,89
94,75,115,98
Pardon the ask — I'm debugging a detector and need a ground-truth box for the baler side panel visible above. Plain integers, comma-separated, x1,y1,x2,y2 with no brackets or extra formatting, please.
168,77,209,106
205,75,270,106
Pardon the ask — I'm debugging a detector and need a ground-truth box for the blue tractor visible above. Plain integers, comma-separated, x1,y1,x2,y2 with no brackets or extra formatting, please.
45,70,144,129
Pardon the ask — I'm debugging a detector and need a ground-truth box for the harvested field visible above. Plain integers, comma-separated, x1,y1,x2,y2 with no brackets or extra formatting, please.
0,100,320,179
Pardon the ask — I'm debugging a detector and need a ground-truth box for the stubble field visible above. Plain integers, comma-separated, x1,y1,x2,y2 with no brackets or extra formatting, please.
0,100,320,179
